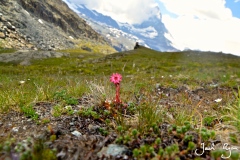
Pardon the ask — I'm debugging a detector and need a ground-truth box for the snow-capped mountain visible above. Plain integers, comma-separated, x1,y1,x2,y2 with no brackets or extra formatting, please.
63,0,176,51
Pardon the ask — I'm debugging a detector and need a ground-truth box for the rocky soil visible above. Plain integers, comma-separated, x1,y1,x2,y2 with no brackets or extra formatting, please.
0,0,111,51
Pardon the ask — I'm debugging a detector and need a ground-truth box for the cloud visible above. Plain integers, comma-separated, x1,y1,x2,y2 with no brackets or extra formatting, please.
159,0,240,56
69,0,158,24
159,0,232,20
235,0,240,2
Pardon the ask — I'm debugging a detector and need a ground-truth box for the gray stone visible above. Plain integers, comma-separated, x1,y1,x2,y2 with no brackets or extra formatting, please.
88,124,100,133
97,144,129,158
70,127,75,132
71,130,82,137
54,54,62,58
3,26,7,31
0,32,5,38
42,52,51,57
11,25,16,31
57,151,66,159
155,83,161,89
12,127,19,132
81,46,92,52
77,55,85,58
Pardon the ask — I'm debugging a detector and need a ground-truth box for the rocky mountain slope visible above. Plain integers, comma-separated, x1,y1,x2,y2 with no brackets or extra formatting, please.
63,1,177,52
0,0,115,52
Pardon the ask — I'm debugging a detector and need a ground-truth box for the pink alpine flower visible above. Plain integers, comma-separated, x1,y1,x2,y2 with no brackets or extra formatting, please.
110,73,122,84
110,73,122,104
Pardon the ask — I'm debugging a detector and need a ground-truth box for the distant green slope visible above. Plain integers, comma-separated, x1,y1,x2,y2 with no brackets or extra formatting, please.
0,46,239,88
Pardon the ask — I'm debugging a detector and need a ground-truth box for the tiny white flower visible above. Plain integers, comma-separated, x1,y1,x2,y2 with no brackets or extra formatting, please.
65,106,72,110
169,75,172,78
105,99,112,104
19,81,25,84
214,98,222,103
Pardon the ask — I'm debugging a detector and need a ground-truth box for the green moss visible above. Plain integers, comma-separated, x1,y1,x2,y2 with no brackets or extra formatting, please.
0,48,16,54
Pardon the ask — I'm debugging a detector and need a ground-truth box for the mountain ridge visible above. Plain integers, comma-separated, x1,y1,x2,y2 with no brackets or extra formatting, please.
0,0,115,53
63,0,177,52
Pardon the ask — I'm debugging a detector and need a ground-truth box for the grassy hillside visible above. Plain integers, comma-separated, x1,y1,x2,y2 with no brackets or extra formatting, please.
0,47,240,159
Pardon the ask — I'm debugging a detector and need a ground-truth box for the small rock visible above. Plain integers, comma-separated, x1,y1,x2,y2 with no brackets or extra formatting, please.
3,26,7,31
11,26,16,31
42,52,51,58
71,130,82,137
210,83,218,87
166,112,174,120
81,46,92,52
0,32,5,39
155,83,160,89
72,117,77,121
77,55,85,58
88,124,100,133
70,127,75,132
97,144,129,158
57,151,66,158
12,127,19,132
20,60,31,66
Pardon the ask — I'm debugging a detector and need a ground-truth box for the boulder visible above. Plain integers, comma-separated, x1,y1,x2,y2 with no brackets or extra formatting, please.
20,59,31,66
81,46,92,52
0,32,5,39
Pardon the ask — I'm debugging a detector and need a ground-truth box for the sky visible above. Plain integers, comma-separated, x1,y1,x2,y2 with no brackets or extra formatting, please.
68,0,240,56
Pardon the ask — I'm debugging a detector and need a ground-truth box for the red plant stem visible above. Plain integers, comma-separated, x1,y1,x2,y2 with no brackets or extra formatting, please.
115,83,121,104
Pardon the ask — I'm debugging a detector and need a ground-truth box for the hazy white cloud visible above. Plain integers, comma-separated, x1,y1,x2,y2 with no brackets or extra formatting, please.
234,0,240,2
69,0,158,24
159,0,240,56
159,0,232,20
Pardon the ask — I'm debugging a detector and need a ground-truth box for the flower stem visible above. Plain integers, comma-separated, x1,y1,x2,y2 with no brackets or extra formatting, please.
115,83,121,104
